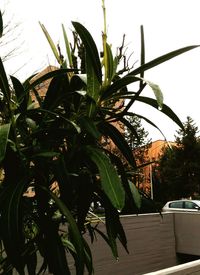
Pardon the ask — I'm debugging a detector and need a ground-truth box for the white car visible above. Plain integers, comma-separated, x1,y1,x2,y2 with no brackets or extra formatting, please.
162,199,200,212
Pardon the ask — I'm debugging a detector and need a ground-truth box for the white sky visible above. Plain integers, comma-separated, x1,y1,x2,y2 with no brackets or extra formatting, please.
1,0,200,141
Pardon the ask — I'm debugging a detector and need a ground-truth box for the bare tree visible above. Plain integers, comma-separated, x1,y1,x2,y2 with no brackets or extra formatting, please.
0,1,23,62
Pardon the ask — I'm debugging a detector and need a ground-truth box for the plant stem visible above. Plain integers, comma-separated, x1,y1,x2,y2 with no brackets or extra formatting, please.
102,0,108,86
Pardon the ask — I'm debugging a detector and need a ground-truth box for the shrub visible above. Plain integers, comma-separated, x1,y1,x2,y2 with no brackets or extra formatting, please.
0,7,198,274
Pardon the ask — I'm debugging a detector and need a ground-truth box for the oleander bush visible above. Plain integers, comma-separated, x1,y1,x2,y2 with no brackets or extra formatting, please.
0,5,198,275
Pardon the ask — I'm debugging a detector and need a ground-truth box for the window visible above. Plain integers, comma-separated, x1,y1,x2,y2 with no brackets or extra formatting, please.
185,201,199,210
169,201,183,208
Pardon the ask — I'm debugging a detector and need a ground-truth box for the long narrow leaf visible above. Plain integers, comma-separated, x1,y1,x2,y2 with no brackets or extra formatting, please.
24,68,73,93
118,116,140,142
0,58,10,102
85,146,125,210
39,22,62,65
11,76,29,112
135,96,184,129
128,181,142,209
98,122,136,168
1,177,29,274
145,80,163,109
127,112,167,139
0,123,11,163
128,45,199,76
28,108,81,133
101,75,141,101
43,221,70,275
79,116,101,139
105,212,118,259
40,188,85,274
85,52,100,104
82,238,94,275
42,73,70,110
72,21,102,84
104,202,128,258
106,43,114,82
140,25,145,87
62,24,73,68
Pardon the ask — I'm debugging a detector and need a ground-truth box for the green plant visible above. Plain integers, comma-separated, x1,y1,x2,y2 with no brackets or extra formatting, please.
157,117,200,202
0,5,199,275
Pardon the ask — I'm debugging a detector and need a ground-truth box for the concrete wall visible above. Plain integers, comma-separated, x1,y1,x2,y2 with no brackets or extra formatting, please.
174,212,200,256
85,213,177,275
20,212,200,274
86,212,200,274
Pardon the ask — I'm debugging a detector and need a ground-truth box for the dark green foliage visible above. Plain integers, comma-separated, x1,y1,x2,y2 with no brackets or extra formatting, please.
0,9,198,274
123,115,152,206
124,115,151,152
158,117,200,202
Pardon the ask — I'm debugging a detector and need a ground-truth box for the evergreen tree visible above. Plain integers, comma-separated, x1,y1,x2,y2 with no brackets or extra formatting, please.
125,115,151,163
124,115,152,193
125,115,151,149
158,117,200,202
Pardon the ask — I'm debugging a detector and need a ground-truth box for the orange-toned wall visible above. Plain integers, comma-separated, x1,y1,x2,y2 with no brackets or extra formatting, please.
139,140,176,195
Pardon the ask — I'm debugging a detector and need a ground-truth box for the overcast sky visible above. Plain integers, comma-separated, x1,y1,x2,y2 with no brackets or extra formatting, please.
1,0,200,141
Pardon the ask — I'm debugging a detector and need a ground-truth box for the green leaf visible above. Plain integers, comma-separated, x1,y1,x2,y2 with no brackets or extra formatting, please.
86,146,125,210
128,45,199,76
105,215,118,259
11,76,29,112
106,43,114,82
42,73,70,110
32,151,60,158
145,80,163,109
113,56,118,78
79,116,101,139
40,188,85,274
61,236,76,253
129,181,142,209
108,152,137,212
135,96,184,129
140,25,145,80
0,123,11,163
1,178,29,273
82,238,94,274
0,10,3,38
62,24,73,68
72,21,102,84
101,75,141,101
128,112,166,138
0,57,10,102
39,22,62,65
25,117,37,130
104,203,128,258
119,116,140,142
93,227,111,247
29,108,81,133
24,68,73,93
95,223,128,259
106,75,163,109
70,74,87,94
98,122,136,168
86,53,100,104
44,223,70,275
